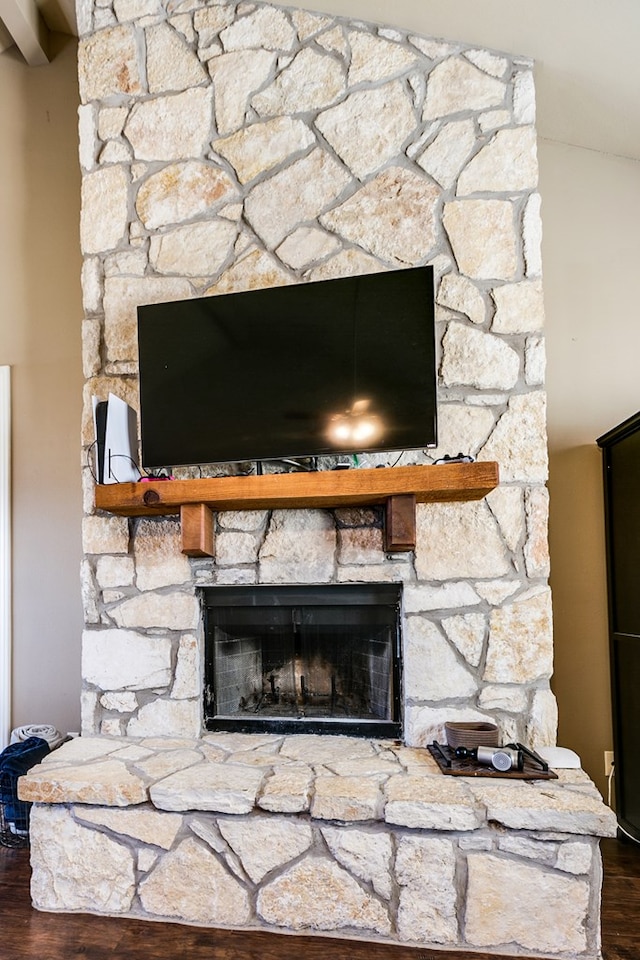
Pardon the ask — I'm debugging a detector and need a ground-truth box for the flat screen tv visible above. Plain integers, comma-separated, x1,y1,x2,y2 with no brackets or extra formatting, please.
137,266,436,470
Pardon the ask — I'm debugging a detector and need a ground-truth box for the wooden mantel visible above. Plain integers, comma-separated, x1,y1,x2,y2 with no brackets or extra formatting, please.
95,461,499,557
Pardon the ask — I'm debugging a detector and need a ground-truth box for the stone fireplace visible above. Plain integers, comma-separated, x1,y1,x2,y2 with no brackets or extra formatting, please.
19,1,618,957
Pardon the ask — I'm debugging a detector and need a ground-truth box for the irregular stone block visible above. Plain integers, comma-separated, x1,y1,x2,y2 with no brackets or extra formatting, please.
82,630,172,690
423,56,505,118
96,555,135,588
443,199,519,281
110,591,200,630
348,32,418,84
396,835,458,943
259,509,336,583
125,88,213,161
103,275,193,363
322,824,393,899
75,803,182,849
134,518,192,591
257,763,314,813
82,515,130,555
149,218,238,277
316,82,416,180
127,698,201,739
136,161,238,229
321,166,440,265
150,761,266,814
403,581,482,612
441,612,486,668
209,50,276,134
276,225,341,269
19,758,148,806
492,278,545,334
465,853,589,954
257,857,391,934
311,774,386,822
215,116,315,184
458,126,538,195
524,485,551,577
480,392,549,483
486,485,524,552
245,148,351,248
441,322,520,390
415,501,511,581
404,616,477,700
417,118,476,188
140,837,252,925
253,47,345,116
218,815,313,882
145,21,208,93
78,24,142,102
30,806,136,912
437,271,487,324
467,781,617,836
220,6,296,52
80,165,129,255
172,634,201,699
385,774,483,830
485,587,553,683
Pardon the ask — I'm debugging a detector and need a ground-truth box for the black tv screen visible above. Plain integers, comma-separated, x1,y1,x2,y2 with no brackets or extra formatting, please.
137,266,436,469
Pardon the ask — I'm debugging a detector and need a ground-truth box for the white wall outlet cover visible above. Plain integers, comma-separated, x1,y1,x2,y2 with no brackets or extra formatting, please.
536,746,582,769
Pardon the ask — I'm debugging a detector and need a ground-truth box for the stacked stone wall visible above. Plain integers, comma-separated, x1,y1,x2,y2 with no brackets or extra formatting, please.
77,0,555,747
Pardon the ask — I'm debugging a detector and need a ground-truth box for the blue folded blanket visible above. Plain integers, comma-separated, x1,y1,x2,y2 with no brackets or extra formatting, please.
0,736,50,832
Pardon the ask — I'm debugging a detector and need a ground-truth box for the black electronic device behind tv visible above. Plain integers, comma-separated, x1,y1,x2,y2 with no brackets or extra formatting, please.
137,266,437,471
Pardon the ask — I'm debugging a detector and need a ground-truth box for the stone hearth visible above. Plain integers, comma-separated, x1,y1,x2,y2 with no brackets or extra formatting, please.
21,734,616,957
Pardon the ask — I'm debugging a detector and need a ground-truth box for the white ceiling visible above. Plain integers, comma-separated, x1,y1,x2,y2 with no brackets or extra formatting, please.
1,0,639,162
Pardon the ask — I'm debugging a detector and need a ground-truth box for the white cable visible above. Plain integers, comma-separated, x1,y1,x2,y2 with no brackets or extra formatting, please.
607,762,640,845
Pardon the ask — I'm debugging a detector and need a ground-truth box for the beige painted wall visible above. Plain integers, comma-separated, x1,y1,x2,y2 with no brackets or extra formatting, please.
539,140,640,796
2,9,639,800
0,37,83,742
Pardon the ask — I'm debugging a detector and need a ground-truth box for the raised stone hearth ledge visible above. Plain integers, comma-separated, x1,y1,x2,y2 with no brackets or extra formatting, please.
22,735,615,958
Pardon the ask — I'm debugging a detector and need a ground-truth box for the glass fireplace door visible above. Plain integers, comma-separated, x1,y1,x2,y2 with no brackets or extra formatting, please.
203,584,401,737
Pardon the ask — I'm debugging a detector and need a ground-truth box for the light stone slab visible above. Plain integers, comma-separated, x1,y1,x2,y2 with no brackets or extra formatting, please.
257,763,314,812
78,25,142,102
150,761,266,814
525,335,546,385
19,759,148,806
480,392,549,483
74,804,182,849
436,271,486,324
315,82,416,180
218,815,313,882
145,21,208,93
465,853,589,954
280,734,376,764
259,508,337,583
385,774,483,830
485,587,553,683
423,56,505,119
524,485,551,577
402,581,482,612
467,782,617,836
124,88,214,161
214,116,315,183
110,592,200,630
320,166,440,265
245,148,351,248
441,612,486,668
257,857,391,934
252,47,345,116
395,835,458,944
486,485,524,552
205,248,294,296
276,226,341,269
311,774,386,821
30,805,136,913
220,6,296,52
457,126,538,195
348,32,418,84
140,837,252,925
404,616,477,700
209,50,276,134
136,161,238,229
321,825,393,899
415,501,511,581
82,629,172,691
134,518,192,590
443,199,519,281
416,118,476,188
103,275,193,363
149,218,238,277
126,699,201,739
441,322,520,390
422,404,496,460
80,165,129,255
172,634,200,699
492,278,545,334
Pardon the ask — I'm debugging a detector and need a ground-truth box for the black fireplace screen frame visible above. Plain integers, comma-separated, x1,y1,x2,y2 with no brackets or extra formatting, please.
201,583,402,738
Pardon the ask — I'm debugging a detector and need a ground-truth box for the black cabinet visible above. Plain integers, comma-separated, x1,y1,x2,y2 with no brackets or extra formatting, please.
598,412,640,841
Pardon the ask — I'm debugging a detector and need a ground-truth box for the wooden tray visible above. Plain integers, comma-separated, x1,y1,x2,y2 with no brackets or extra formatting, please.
428,742,558,780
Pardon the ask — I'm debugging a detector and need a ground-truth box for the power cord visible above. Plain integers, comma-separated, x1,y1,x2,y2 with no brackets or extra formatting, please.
607,761,640,845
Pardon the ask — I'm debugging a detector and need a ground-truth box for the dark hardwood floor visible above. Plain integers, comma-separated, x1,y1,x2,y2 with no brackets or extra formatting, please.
1,837,638,959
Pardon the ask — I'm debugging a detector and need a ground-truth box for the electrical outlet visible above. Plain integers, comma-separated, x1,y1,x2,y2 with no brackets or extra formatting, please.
604,750,614,776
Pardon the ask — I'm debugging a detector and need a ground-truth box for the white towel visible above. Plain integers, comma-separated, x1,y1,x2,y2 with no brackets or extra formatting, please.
10,724,66,751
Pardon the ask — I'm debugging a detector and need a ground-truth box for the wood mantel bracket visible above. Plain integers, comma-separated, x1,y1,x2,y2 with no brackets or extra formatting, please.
95,462,499,558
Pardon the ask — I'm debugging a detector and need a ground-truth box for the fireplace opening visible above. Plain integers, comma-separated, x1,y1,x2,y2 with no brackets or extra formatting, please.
202,584,402,737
